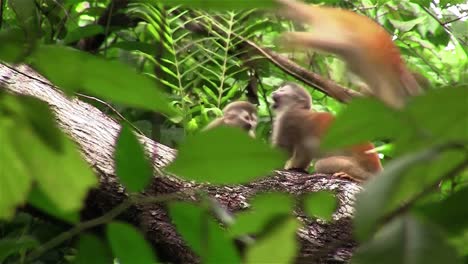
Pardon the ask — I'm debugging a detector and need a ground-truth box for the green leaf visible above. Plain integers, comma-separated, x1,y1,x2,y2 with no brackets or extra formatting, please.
110,41,157,54
354,146,443,242
168,202,240,263
389,17,427,32
28,187,79,223
0,28,27,63
304,191,337,222
8,0,37,32
352,215,461,264
0,119,32,220
246,217,299,264
13,124,98,212
74,234,113,264
166,126,286,184
0,236,38,262
229,193,293,237
2,94,63,151
321,98,407,150
414,186,468,235
403,88,468,149
115,124,153,192
107,222,157,264
162,0,276,10
64,25,104,44
29,45,177,116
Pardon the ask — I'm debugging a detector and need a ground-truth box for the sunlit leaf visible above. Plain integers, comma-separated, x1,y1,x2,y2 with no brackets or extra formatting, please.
246,217,299,264
2,94,63,151
29,45,177,116
0,119,32,220
13,125,98,213
168,202,240,263
304,191,337,221
115,124,153,192
229,193,293,237
353,215,461,264
107,222,157,264
166,126,286,184
28,188,79,223
389,17,426,32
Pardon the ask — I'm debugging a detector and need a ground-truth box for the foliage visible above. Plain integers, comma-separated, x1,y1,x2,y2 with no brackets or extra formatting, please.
0,0,467,263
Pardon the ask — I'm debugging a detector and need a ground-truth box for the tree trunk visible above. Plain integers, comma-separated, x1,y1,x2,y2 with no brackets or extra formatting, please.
0,63,360,263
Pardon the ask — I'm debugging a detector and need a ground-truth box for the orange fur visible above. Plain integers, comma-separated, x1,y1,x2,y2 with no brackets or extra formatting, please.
272,82,382,181
276,0,423,109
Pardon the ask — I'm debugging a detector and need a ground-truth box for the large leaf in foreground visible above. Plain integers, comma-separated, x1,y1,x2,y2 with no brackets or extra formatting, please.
29,45,177,116
353,216,461,264
167,126,286,184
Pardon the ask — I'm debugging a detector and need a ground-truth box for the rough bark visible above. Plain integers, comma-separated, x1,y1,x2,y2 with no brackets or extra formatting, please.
0,64,361,263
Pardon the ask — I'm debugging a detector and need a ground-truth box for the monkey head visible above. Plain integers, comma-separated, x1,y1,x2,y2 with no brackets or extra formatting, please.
271,82,312,112
222,101,258,132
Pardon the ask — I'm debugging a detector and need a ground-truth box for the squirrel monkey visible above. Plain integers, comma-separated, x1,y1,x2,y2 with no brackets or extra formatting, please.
275,0,423,109
271,82,382,182
203,101,258,138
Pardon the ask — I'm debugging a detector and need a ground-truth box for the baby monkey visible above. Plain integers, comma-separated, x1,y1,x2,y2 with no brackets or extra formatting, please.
203,101,258,138
271,82,382,182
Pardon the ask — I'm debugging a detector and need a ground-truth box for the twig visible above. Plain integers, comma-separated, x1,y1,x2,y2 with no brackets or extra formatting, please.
24,192,181,262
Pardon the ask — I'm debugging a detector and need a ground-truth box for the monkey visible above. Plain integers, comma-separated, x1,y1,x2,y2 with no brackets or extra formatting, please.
271,82,382,182
203,101,258,138
274,0,423,109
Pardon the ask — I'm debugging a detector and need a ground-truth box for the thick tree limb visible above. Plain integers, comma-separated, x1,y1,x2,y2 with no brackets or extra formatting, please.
0,64,361,263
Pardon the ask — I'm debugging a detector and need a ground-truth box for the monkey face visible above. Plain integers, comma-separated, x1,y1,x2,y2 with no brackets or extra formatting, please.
225,109,257,131
271,83,312,111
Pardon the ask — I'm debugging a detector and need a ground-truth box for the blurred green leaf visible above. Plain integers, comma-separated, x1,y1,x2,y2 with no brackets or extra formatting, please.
28,188,79,223
353,215,461,264
107,222,157,264
229,192,293,237
321,98,406,150
8,0,37,34
115,124,153,192
304,191,337,222
0,119,32,220
168,202,240,263
13,123,98,213
64,25,104,45
166,126,286,184
162,0,276,10
414,186,468,235
246,217,299,264
29,45,178,116
2,94,63,151
0,236,38,262
0,28,27,63
75,234,113,264
403,88,468,150
354,146,444,242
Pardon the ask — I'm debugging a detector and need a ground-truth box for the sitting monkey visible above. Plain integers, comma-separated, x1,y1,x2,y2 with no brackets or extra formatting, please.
271,82,382,182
